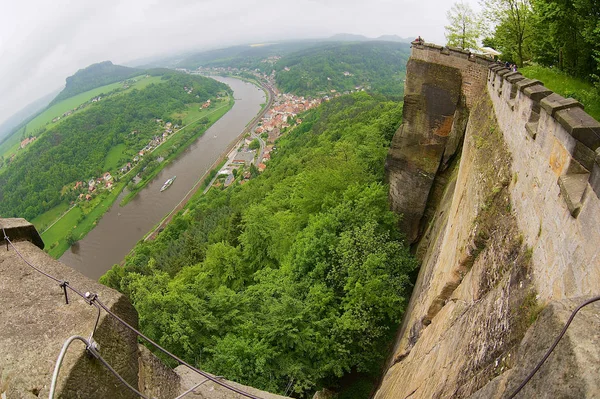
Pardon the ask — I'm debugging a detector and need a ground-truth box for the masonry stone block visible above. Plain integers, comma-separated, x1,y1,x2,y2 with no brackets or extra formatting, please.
555,107,600,150
572,141,596,170
540,93,584,117
523,85,552,102
516,78,543,92
506,74,525,84
590,150,600,198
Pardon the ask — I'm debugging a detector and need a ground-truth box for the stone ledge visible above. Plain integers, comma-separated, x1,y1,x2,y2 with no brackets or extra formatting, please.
503,71,520,79
540,93,584,117
497,68,511,77
558,173,589,217
0,218,44,249
555,107,600,150
516,79,543,92
525,121,538,139
507,74,525,84
523,85,552,102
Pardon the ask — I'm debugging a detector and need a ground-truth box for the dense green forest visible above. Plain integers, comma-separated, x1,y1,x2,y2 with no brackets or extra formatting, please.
102,92,416,397
274,42,410,99
50,61,140,105
0,72,229,221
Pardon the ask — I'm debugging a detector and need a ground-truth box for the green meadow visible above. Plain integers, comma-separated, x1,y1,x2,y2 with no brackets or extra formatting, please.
520,65,600,121
0,75,163,160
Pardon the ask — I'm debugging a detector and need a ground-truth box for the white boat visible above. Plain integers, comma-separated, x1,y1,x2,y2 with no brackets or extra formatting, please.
160,176,176,192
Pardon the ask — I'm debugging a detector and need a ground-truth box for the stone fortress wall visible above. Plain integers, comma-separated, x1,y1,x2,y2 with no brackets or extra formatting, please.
487,64,600,300
376,42,600,398
410,42,492,108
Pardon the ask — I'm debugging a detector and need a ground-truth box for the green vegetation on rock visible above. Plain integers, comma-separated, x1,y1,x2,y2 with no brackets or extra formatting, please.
101,92,416,397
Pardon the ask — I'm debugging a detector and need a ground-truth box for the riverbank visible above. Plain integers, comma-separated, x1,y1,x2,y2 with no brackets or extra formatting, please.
143,76,273,242
41,99,234,259
120,97,233,206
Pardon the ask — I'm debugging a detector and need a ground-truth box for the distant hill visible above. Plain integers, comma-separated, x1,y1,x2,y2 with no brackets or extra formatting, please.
274,41,410,98
376,34,412,43
328,33,370,42
50,61,140,105
176,40,322,71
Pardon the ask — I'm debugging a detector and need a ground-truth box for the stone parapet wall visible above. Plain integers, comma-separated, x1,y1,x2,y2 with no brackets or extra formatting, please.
487,66,600,300
411,42,493,107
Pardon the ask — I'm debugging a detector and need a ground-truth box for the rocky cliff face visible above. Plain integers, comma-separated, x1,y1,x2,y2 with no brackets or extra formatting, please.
377,44,600,398
385,59,467,243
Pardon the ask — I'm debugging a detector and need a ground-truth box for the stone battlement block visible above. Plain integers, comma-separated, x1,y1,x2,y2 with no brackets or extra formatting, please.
540,93,583,117
555,107,600,150
523,85,552,102
516,78,543,92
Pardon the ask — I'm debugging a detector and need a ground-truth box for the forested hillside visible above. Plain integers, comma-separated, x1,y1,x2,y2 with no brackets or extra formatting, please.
0,72,228,221
177,41,320,71
274,42,410,99
50,61,140,105
102,92,416,397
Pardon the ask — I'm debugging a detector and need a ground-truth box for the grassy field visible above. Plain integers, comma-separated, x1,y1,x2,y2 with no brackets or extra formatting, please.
103,143,128,170
41,206,83,255
31,202,71,232
520,65,600,121
0,75,163,160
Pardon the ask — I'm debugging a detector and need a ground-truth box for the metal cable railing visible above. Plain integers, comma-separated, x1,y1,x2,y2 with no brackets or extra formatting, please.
2,226,263,399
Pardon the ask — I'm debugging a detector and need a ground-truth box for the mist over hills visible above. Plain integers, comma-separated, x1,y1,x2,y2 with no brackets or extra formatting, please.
0,90,58,142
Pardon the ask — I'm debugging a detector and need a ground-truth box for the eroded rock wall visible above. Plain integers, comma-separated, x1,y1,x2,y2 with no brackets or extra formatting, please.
377,45,600,398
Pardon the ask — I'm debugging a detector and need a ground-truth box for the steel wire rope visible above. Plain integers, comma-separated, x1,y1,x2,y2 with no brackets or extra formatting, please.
1,226,264,399
86,344,150,399
506,295,600,399
49,335,90,399
94,297,263,399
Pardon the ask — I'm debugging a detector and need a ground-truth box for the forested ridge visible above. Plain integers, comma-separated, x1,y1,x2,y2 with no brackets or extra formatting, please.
274,42,410,99
0,72,228,221
51,61,140,105
102,92,417,397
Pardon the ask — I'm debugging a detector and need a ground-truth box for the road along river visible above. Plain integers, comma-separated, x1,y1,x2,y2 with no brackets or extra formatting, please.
60,77,266,280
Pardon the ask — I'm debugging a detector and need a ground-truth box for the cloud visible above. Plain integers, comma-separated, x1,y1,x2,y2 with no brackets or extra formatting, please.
0,0,481,125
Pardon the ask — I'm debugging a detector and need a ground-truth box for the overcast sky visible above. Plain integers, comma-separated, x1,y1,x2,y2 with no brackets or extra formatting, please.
0,0,481,126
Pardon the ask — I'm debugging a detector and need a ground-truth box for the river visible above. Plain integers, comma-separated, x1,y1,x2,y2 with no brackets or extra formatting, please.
60,77,266,280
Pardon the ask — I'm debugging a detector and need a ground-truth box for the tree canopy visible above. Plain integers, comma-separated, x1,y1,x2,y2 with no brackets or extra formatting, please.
51,61,140,105
445,1,482,49
101,92,416,397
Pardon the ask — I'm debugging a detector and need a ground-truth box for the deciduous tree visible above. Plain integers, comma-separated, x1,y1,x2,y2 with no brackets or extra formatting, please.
445,1,482,50
481,0,534,66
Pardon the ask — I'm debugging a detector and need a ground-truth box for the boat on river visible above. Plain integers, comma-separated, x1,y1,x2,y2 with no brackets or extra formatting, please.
160,176,176,192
